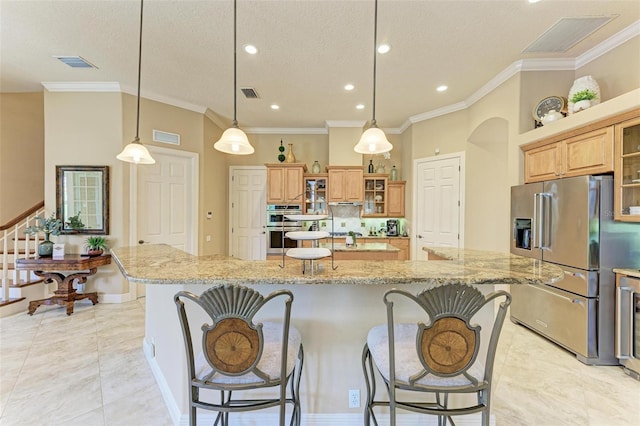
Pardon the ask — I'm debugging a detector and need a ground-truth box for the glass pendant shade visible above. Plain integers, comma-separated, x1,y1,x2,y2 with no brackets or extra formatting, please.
214,126,254,155
117,137,155,164
214,0,255,156
117,0,155,165
354,126,392,154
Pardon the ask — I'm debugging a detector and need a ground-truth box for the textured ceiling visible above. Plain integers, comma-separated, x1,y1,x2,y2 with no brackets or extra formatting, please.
1,0,639,130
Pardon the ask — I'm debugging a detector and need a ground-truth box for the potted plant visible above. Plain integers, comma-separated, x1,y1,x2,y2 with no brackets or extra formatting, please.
66,211,85,230
570,89,597,112
85,236,108,257
25,213,62,257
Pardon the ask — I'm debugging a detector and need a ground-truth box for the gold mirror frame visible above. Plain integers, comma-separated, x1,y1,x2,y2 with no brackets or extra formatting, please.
56,165,109,235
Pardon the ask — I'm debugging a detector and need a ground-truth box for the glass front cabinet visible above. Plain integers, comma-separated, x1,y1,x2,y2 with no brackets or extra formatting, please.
364,175,387,217
304,174,328,214
615,116,640,222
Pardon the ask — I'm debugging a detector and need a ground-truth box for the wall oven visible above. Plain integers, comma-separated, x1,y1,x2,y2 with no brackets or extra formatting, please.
266,205,302,254
616,275,640,380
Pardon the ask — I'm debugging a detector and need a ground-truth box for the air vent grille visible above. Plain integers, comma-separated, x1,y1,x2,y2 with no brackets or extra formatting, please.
240,87,260,99
153,130,181,145
523,16,614,53
54,56,98,68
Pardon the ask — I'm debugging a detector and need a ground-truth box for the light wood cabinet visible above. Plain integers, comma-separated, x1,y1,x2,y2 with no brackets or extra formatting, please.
266,163,306,204
387,181,406,217
326,166,364,202
392,238,410,261
614,115,640,222
523,127,614,183
363,175,387,216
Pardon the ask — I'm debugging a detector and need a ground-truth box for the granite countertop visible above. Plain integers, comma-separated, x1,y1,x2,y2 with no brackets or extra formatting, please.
318,242,399,252
613,268,640,279
111,244,563,286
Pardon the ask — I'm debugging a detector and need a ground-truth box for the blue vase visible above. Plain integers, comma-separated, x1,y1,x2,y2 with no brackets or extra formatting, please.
39,235,53,257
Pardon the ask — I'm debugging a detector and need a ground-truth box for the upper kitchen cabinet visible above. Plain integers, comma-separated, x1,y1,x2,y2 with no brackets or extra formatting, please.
523,126,614,183
304,174,328,214
614,115,640,222
364,175,387,216
326,166,364,203
266,163,307,204
387,181,406,217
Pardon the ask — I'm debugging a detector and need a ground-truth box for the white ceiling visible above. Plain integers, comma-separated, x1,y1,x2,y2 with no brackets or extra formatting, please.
2,0,639,131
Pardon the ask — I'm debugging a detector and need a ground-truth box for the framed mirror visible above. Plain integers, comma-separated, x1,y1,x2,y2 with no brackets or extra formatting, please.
56,165,109,235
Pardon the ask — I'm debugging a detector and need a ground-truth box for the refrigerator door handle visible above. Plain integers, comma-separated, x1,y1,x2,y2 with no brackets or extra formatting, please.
531,192,540,248
616,286,633,359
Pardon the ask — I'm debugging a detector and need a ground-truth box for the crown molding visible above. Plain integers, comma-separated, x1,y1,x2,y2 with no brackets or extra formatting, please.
41,81,121,92
120,84,206,114
409,102,468,124
576,19,640,68
244,127,328,135
325,120,367,128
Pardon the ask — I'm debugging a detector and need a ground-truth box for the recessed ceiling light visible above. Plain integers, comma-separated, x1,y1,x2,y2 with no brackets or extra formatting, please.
377,44,391,54
356,104,365,110
270,104,280,110
436,85,448,92
528,0,541,3
244,45,258,54
344,83,355,91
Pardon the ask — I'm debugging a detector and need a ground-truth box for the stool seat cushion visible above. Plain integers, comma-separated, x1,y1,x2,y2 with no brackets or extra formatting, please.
195,321,302,385
367,323,485,388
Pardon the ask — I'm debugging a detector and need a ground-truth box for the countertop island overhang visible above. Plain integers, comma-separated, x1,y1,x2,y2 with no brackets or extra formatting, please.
111,243,563,286
111,244,563,425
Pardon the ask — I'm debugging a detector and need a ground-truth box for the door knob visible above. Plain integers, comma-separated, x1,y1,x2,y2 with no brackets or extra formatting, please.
138,240,145,244
417,235,423,239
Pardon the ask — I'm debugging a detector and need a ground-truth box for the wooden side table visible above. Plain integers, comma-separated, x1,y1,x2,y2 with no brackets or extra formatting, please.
16,254,111,315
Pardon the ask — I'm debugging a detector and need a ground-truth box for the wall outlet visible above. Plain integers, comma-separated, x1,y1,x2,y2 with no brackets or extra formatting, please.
321,222,326,227
341,221,346,227
360,221,366,227
348,389,360,408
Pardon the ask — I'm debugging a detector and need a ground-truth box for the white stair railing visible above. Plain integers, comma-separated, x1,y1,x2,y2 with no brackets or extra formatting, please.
1,205,45,302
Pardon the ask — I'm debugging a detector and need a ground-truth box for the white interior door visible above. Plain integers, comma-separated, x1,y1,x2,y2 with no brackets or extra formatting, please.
131,146,198,298
413,153,464,259
229,167,266,260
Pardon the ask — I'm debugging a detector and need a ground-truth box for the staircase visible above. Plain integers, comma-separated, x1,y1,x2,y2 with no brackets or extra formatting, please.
0,202,49,317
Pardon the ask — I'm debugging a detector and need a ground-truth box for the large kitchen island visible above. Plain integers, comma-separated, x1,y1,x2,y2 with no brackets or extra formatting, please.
111,244,562,425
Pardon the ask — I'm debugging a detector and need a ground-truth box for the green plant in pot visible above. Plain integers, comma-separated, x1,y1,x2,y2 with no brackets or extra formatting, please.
85,236,108,257
570,89,597,112
66,211,85,230
24,213,62,257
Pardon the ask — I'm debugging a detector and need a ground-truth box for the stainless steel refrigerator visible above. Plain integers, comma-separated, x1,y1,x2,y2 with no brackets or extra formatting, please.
510,175,640,365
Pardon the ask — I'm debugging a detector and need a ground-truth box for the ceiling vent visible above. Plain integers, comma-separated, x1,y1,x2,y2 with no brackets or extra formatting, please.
54,56,98,68
523,16,615,53
240,87,260,99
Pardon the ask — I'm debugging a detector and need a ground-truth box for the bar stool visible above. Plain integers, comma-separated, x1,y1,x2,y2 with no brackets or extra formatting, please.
175,284,303,426
362,283,511,425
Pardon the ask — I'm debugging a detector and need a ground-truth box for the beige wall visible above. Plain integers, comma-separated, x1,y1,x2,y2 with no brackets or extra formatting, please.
0,93,44,223
578,37,640,102
44,91,126,296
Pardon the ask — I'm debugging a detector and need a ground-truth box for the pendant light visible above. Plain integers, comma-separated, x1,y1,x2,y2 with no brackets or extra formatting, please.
354,0,392,155
214,0,255,155
117,0,155,164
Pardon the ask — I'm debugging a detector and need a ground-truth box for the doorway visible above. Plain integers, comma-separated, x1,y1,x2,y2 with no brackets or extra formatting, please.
229,166,267,260
412,152,465,259
130,145,199,297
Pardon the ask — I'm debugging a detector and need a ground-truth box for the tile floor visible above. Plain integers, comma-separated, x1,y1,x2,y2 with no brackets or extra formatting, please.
1,299,638,425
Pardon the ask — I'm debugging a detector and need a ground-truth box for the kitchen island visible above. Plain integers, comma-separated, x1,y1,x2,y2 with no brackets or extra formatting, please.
111,244,562,425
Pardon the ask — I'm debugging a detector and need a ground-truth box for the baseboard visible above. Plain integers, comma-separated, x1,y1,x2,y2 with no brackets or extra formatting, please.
143,337,184,425
99,292,133,303
141,343,494,426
